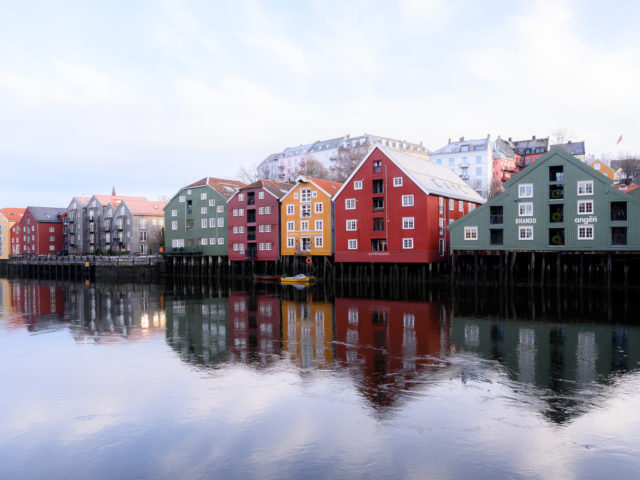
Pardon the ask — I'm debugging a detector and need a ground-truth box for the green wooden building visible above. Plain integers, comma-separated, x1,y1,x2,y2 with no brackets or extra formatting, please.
449,148,640,252
164,177,246,255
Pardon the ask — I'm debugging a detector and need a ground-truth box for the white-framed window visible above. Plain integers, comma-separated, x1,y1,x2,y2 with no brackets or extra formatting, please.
287,237,295,248
172,239,184,248
179,195,185,202
348,239,358,250
201,206,207,214
49,245,55,251
265,206,271,214
346,219,357,231
49,235,55,242
578,199,594,214
345,198,356,209
300,221,309,231
171,221,178,231
259,225,264,233
315,236,323,248
187,189,192,195
402,238,414,249
238,193,244,201
577,180,594,195
171,209,177,217
312,191,317,198
209,199,215,207
464,226,478,240
259,242,265,251
449,199,454,210
402,217,414,229
201,219,207,228
217,237,224,245
233,243,239,251
459,200,463,212
258,191,264,199
217,218,224,227
266,242,272,250
315,220,323,231
518,183,533,198
239,208,244,215
259,207,265,215
468,203,476,212
210,237,216,245
354,180,363,190
314,202,323,214
402,195,414,207
217,206,224,213
232,209,238,216
287,221,295,231
287,204,295,215
201,192,207,200
265,225,271,232
393,177,403,187
239,226,244,233
201,238,208,245
233,226,238,234
518,202,533,216
301,188,312,202
209,218,216,228
519,226,534,240
578,225,594,239
301,204,311,217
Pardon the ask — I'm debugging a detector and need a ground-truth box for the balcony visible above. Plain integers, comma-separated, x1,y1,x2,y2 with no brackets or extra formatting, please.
169,246,203,254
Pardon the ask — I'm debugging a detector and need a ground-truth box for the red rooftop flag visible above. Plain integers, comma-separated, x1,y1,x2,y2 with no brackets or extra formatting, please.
617,134,623,145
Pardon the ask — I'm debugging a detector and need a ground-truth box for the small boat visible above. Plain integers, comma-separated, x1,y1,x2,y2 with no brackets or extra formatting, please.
253,274,282,283
280,274,315,285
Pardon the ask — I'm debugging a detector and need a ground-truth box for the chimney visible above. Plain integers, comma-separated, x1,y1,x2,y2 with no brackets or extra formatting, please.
532,135,536,140
448,138,451,144
508,137,512,142
568,140,572,144
459,136,464,142
487,134,490,138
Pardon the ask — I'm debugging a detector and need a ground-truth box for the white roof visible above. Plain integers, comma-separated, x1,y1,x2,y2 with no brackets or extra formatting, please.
335,145,485,204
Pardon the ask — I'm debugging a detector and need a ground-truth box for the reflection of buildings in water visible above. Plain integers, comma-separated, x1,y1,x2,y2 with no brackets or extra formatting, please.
281,300,333,369
228,292,281,365
334,298,449,408
165,296,229,366
450,318,640,423
66,283,165,343
3,280,66,331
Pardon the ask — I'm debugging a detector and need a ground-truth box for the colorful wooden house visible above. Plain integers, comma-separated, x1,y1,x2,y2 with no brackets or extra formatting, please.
589,159,615,181
10,222,21,255
280,176,341,258
0,208,25,259
448,148,640,251
227,180,293,262
17,207,66,255
164,177,246,255
333,145,484,263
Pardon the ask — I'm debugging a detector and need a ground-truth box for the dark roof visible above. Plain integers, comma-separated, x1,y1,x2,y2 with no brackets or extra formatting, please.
510,137,549,155
27,206,65,223
553,141,585,155
241,179,294,199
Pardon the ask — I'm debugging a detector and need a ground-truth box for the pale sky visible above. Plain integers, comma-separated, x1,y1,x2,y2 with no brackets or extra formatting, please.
1,0,639,208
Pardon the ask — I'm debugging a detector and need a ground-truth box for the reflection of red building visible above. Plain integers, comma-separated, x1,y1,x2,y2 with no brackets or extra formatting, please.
10,283,66,330
228,292,281,363
334,298,449,407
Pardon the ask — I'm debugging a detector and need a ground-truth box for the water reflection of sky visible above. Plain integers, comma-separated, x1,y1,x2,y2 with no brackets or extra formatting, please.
1,278,639,479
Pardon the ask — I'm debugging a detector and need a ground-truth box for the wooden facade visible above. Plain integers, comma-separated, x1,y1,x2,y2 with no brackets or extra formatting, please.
17,207,65,255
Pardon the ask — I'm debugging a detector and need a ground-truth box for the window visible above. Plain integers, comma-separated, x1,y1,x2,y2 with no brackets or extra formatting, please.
300,221,309,231
201,192,207,200
550,205,564,223
201,218,207,228
287,204,295,215
373,197,384,211
373,179,384,194
578,200,593,214
578,225,594,240
464,227,478,240
449,199,454,211
210,238,216,245
519,226,534,240
549,165,563,182
258,191,264,199
612,227,627,246
233,226,238,234
402,238,414,249
49,235,55,241
373,218,385,231
518,203,533,216
476,167,482,175
265,225,271,232
259,207,265,215
611,202,627,221
171,209,177,217
232,209,238,216
449,158,454,167
476,155,482,164
179,195,185,202
393,177,403,187
345,198,356,209
238,193,244,201
209,199,215,206
354,180,363,190
259,225,264,233
217,218,224,227
301,188,312,202
287,221,294,231
549,228,565,246
348,239,358,250
461,145,469,152
371,239,387,251
346,220,357,231
301,204,311,217
315,220,323,231
314,202,323,214
518,184,533,198
549,185,564,200
468,203,475,213
49,226,55,233
577,181,593,195
402,217,414,229
217,206,224,213
438,196,444,215
217,237,224,245
373,161,382,173
265,206,271,214
439,218,444,236
402,195,414,206
201,238,208,245
287,237,295,248
49,245,55,251
209,218,216,228
171,221,178,231
315,237,323,247
201,207,207,214
459,201,463,212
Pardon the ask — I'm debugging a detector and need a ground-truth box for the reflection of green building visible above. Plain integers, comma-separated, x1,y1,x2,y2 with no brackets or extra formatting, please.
450,317,640,423
165,296,229,366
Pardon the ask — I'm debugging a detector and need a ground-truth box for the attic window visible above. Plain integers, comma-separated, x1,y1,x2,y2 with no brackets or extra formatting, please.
460,145,469,152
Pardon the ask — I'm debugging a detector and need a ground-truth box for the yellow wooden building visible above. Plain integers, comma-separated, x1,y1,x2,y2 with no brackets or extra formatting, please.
280,176,341,257
589,159,615,181
0,208,25,260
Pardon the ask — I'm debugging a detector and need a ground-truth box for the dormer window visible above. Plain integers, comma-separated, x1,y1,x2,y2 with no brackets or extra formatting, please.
460,145,469,152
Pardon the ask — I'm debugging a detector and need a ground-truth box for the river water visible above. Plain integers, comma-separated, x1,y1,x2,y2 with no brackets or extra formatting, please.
0,278,639,479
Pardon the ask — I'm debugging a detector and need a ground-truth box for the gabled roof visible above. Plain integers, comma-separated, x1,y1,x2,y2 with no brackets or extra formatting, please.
333,145,485,204
431,137,489,155
67,196,90,210
511,137,549,154
186,177,247,200
0,208,26,222
26,206,65,223
281,176,342,202
118,199,167,216
92,194,147,209
238,179,293,199
553,141,585,156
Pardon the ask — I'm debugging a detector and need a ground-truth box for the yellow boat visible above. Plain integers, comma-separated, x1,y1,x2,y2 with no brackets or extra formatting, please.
280,274,315,285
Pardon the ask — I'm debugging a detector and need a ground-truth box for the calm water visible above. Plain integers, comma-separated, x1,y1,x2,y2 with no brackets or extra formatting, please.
1,278,639,479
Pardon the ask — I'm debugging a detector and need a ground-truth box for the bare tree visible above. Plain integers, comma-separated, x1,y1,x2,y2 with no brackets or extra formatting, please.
147,228,164,254
333,147,367,182
487,179,504,200
551,127,569,144
295,157,329,179
236,161,260,183
611,153,640,184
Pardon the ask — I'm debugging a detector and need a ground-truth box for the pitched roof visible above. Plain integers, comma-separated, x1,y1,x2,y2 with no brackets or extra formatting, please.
241,179,293,199
0,208,26,222
27,206,65,223
186,177,247,199
511,137,549,154
120,199,167,216
554,141,585,155
92,194,147,209
303,177,342,196
68,196,91,209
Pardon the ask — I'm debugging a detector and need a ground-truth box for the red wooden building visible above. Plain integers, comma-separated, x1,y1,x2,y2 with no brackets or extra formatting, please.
227,180,292,262
333,146,484,263
10,222,21,255
17,207,66,255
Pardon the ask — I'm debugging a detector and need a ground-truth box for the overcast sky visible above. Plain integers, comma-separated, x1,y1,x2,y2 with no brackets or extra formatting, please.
1,0,639,208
